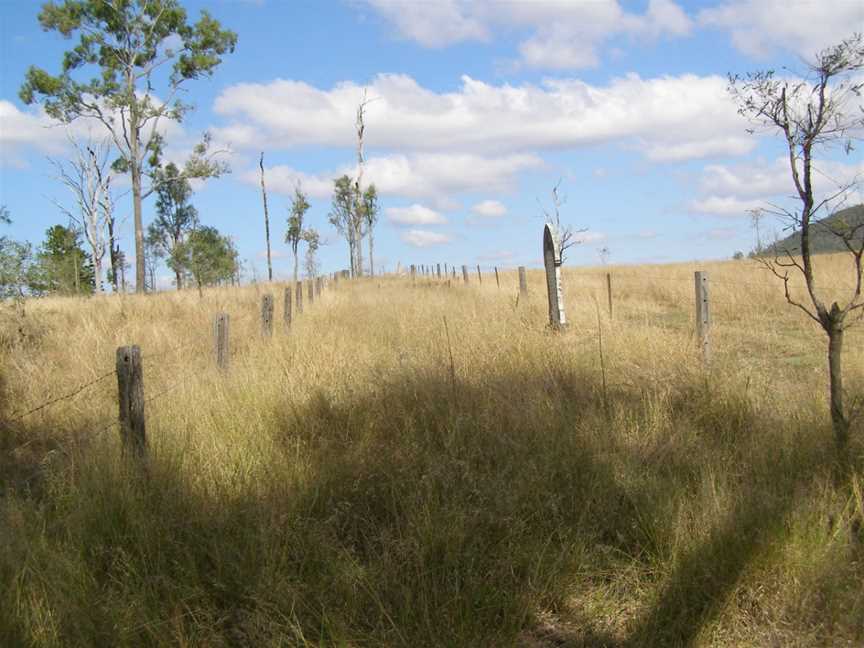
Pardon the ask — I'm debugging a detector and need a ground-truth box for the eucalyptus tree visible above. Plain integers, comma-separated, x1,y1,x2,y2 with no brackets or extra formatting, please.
285,184,310,285
20,0,237,292
728,33,864,453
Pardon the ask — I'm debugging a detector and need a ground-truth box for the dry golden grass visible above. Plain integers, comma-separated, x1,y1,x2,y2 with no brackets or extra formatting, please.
1,255,862,647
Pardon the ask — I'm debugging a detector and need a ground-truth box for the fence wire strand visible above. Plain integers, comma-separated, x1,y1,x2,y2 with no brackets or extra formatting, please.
9,370,116,422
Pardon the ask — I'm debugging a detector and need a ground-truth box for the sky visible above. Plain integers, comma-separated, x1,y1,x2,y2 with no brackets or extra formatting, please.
1,0,863,287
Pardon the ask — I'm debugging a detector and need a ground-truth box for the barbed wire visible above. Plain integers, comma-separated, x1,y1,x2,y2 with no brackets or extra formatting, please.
9,370,116,422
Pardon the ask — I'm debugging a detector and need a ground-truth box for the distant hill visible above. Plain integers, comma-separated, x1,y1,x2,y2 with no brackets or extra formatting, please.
758,204,864,257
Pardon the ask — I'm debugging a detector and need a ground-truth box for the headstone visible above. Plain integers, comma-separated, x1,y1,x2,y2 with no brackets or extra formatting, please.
543,224,567,330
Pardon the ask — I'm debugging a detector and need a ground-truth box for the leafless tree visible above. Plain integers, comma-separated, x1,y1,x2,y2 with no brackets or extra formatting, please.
729,33,864,453
259,152,273,282
538,179,587,263
48,134,116,293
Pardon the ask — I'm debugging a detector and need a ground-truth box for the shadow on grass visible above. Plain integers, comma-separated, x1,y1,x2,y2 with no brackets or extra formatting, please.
0,360,850,647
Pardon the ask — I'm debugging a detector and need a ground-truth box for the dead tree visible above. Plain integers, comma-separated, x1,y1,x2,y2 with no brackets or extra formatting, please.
259,152,273,282
729,33,864,453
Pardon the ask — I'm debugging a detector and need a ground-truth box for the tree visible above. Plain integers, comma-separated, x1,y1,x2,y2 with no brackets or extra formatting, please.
329,175,358,275
31,225,95,295
184,226,239,295
361,184,380,276
303,228,320,278
539,180,586,263
0,207,34,301
146,162,198,289
728,33,864,453
48,135,114,293
286,184,311,284
20,0,237,293
259,152,273,282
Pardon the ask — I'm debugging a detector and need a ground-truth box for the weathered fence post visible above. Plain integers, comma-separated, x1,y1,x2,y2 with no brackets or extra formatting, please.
283,286,292,328
606,273,613,318
116,345,146,458
543,224,567,330
695,271,710,364
315,277,321,298
444,262,449,275
214,312,230,370
462,265,469,284
518,266,528,297
437,263,442,279
494,266,500,288
261,293,274,336
476,264,482,283
295,281,303,314
308,279,314,305
452,267,456,280
411,265,416,283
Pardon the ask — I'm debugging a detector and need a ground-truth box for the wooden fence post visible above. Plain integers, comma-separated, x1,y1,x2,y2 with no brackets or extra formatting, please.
606,273,613,319
295,281,303,314
695,271,710,364
283,286,292,328
444,262,449,276
261,293,274,337
116,345,146,458
462,265,469,284
307,279,314,305
411,265,416,283
214,313,230,370
518,266,528,297
494,266,500,288
315,277,321,298
476,264,482,283
543,224,567,330
437,263,442,279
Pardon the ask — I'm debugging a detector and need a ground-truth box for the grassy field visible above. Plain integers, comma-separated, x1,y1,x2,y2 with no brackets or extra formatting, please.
1,256,862,647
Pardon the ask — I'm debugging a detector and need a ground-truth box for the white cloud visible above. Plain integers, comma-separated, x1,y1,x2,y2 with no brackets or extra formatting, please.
362,0,692,69
386,204,447,225
699,0,864,59
214,72,750,163
401,229,451,247
690,157,864,216
247,153,540,205
470,199,507,218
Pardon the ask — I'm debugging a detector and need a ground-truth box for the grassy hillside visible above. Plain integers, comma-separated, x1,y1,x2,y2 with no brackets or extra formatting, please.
1,257,863,647
760,203,864,256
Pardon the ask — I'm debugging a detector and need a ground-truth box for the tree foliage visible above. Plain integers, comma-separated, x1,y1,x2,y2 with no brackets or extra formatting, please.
183,226,238,292
147,162,198,289
20,0,236,292
0,207,34,300
30,225,95,295
286,184,311,284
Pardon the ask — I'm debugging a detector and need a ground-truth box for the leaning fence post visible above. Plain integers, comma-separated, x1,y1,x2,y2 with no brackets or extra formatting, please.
437,263,441,279
606,273,613,319
494,266,500,288
476,264,482,283
462,265,469,284
543,224,567,330
295,281,303,314
214,313,230,370
518,266,528,297
695,271,710,364
116,345,146,458
261,293,274,337
284,286,292,328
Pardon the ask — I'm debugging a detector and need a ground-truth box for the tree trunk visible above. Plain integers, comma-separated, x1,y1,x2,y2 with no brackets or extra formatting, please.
92,251,103,295
175,267,183,291
293,248,299,285
355,223,364,277
131,155,145,293
259,154,273,282
108,217,119,292
369,229,374,277
827,323,849,453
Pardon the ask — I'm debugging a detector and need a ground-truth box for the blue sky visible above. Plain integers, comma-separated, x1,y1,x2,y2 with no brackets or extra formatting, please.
2,0,863,286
